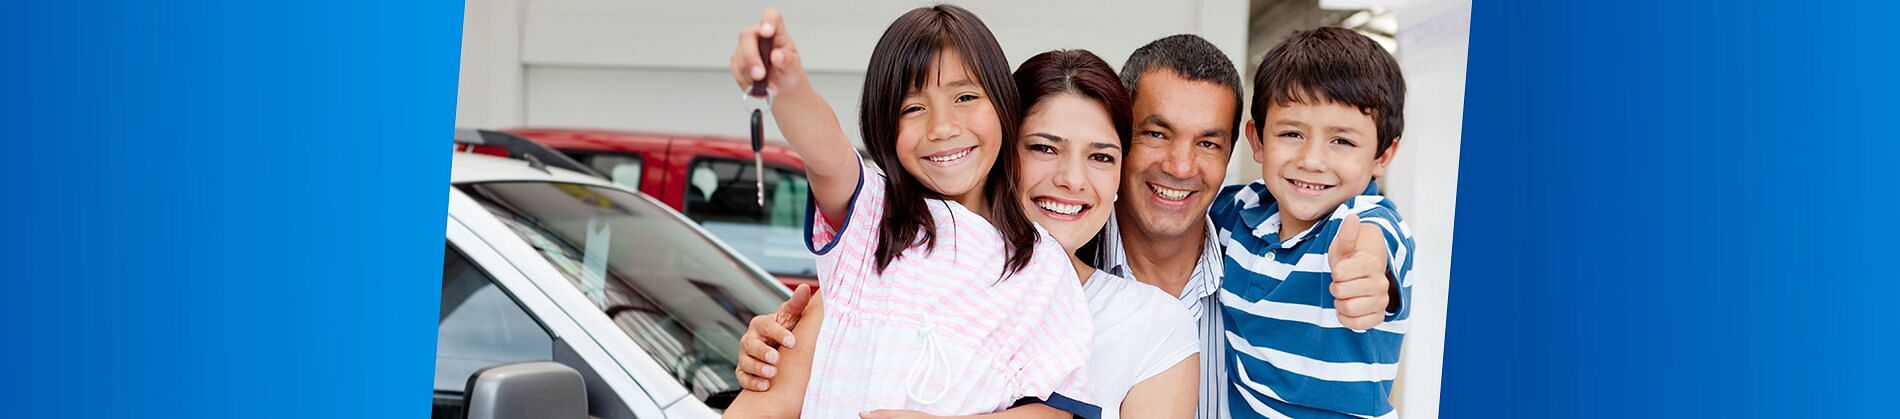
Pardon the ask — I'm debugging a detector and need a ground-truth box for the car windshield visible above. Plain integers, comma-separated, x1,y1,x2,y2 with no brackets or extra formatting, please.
456,180,785,404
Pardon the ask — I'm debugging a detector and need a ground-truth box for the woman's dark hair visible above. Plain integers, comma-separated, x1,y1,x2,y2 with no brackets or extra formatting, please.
1012,49,1131,265
1014,49,1132,148
858,4,1037,275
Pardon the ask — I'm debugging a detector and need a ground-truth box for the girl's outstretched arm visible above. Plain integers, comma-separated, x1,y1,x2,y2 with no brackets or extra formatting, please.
730,8,859,226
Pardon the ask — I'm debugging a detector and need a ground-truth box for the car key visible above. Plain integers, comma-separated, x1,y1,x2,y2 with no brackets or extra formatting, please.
743,34,773,208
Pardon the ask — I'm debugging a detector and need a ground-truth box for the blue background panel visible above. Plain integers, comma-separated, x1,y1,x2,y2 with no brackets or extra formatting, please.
1,0,461,417
1444,1,1898,417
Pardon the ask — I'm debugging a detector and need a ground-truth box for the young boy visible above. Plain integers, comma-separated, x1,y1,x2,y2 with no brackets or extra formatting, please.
1209,27,1415,418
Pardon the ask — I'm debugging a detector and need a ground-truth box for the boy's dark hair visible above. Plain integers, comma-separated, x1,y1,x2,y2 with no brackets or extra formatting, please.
1251,27,1406,157
1119,34,1244,144
859,4,1037,276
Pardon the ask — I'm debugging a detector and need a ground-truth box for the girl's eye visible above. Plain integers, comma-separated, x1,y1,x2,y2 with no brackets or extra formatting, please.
956,93,979,103
1089,152,1117,163
902,105,925,114
1027,144,1056,154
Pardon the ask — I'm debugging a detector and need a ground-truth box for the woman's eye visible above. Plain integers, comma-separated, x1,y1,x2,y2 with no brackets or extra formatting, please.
1027,144,1056,154
956,93,979,103
1089,153,1117,163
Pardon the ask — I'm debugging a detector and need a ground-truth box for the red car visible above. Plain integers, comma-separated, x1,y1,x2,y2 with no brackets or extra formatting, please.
512,128,818,290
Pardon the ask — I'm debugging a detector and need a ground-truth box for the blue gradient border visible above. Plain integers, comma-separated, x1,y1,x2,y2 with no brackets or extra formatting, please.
1443,1,1897,417
5,0,1899,417
1,0,460,417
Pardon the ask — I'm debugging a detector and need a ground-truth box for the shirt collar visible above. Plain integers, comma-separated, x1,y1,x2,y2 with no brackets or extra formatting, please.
1238,180,1381,249
1099,212,1224,300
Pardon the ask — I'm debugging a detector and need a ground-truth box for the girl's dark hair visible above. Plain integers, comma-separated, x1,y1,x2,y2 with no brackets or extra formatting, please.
1011,49,1131,265
859,4,1037,275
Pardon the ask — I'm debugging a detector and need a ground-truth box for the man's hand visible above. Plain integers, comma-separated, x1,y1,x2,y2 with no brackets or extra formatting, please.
735,284,814,391
1328,214,1391,332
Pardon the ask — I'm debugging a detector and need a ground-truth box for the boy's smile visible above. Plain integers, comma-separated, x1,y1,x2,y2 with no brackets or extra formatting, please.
1248,99,1399,239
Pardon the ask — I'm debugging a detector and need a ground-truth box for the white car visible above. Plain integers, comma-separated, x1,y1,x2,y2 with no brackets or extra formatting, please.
437,151,790,419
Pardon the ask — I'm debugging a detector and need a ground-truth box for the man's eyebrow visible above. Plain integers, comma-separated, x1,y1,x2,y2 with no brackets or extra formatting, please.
1140,115,1173,131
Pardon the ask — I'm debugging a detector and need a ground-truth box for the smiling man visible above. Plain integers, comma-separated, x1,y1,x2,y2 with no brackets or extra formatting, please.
1091,34,1243,419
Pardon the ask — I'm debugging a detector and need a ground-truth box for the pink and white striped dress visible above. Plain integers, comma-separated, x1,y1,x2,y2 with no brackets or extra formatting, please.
799,162,1096,418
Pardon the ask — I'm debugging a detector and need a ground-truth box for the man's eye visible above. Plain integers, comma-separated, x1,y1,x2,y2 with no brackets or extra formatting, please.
1198,140,1222,150
1142,131,1165,139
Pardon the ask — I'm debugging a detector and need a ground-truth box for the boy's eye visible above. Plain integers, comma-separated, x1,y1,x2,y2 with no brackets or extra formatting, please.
1330,137,1357,147
1026,144,1056,154
1277,131,1302,139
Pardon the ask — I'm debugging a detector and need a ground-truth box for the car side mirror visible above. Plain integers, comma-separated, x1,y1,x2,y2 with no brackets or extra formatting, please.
462,361,587,419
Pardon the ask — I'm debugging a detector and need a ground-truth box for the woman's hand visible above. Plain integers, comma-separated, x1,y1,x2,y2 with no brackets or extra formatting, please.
730,8,809,97
734,284,813,391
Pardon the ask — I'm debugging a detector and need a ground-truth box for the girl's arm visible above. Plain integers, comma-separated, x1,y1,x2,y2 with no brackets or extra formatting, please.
1117,354,1200,418
730,8,859,226
859,404,1068,419
722,294,824,418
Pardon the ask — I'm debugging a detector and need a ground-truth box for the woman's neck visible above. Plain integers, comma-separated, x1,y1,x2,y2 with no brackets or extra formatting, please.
1070,254,1094,286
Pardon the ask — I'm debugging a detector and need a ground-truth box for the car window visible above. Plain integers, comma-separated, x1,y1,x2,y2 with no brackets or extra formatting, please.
456,181,785,404
681,158,816,278
436,244,554,416
579,153,645,191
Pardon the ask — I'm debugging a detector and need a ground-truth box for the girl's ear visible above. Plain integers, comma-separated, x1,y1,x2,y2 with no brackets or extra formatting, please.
1372,137,1401,178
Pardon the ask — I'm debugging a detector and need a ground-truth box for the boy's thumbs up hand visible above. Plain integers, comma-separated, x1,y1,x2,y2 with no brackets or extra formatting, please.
1329,213,1391,332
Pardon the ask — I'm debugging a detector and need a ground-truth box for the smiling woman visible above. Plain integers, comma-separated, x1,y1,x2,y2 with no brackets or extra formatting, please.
1012,49,1203,419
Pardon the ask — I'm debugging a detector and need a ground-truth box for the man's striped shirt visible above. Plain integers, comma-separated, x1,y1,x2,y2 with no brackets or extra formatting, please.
1095,212,1228,419
1210,181,1415,419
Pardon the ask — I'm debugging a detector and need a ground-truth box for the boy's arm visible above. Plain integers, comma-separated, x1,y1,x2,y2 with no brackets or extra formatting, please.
722,294,823,418
1328,214,1394,331
730,8,860,226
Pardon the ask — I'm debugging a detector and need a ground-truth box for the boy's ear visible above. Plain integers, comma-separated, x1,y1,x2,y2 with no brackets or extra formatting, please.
1245,119,1265,164
1372,137,1401,178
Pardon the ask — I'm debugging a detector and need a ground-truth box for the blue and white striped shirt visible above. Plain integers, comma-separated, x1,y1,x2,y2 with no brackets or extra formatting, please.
1211,181,1415,419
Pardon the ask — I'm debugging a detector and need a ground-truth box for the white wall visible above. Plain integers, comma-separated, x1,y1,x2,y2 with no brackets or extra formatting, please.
459,0,1250,147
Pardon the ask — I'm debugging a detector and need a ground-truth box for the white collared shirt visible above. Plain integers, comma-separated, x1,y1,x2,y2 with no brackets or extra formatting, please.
1097,212,1228,419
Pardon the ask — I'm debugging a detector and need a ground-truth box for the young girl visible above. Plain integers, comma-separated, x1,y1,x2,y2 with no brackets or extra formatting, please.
722,6,1095,418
